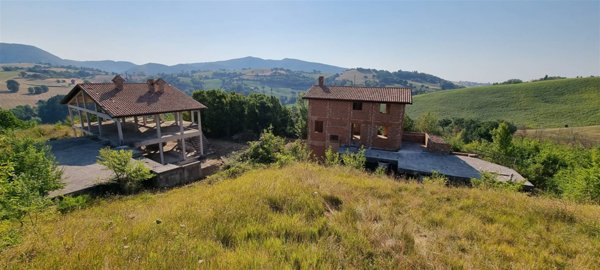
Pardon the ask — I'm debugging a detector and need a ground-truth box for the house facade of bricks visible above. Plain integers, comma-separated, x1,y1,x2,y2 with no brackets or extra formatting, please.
303,76,412,157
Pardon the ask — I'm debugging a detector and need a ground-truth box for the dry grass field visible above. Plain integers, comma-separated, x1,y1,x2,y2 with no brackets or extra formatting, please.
1,163,599,269
516,125,600,147
0,64,112,109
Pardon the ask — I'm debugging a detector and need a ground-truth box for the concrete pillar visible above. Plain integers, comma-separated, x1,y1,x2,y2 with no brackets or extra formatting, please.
179,112,186,161
198,110,203,155
94,103,102,137
116,118,124,145
155,114,164,164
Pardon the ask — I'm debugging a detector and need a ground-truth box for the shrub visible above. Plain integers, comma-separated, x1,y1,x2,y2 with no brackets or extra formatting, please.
0,109,25,131
239,128,286,164
56,195,90,214
324,146,340,166
0,136,63,223
374,165,387,176
97,148,153,193
424,171,448,186
472,172,522,192
341,147,366,170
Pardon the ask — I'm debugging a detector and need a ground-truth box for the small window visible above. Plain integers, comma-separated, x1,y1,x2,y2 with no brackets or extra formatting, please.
315,120,324,133
379,103,389,114
352,101,362,110
329,135,339,141
377,126,389,139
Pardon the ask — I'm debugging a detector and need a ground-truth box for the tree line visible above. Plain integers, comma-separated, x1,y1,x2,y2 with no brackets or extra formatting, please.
192,89,306,139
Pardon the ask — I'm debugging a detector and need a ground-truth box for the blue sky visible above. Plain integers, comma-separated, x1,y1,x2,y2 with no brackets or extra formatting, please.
1,0,598,82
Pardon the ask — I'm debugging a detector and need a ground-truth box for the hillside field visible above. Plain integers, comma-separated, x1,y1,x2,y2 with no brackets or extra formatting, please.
2,163,599,269
407,77,600,128
516,125,600,147
0,64,110,109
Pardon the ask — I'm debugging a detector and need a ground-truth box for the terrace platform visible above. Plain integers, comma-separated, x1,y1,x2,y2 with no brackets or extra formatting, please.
339,142,533,187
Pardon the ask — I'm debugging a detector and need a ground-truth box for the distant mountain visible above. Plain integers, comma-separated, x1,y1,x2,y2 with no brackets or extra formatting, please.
125,56,345,74
0,43,137,73
0,43,345,74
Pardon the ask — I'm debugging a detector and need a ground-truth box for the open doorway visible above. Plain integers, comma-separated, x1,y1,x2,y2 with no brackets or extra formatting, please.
351,123,361,144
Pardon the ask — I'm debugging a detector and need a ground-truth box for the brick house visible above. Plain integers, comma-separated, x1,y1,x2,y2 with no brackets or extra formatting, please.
304,76,412,157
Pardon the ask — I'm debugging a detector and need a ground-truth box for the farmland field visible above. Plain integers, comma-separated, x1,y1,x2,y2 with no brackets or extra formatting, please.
516,125,600,147
407,77,600,128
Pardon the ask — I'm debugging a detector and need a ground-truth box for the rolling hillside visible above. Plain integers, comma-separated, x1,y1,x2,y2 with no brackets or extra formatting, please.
407,77,600,128
1,163,599,268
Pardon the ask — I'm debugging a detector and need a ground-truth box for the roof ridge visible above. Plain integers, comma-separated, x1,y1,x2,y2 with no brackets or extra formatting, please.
318,85,412,90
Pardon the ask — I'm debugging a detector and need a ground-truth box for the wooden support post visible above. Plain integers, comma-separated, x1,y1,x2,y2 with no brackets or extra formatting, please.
94,103,102,137
198,110,204,155
178,112,186,161
116,118,124,146
143,115,147,126
68,108,76,136
75,98,85,132
155,114,164,164
191,110,195,125
134,116,138,126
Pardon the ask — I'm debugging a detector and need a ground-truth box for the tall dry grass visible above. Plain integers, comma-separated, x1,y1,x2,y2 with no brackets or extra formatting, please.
1,163,599,269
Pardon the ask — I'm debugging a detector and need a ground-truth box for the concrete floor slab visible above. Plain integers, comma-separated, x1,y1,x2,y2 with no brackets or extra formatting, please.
340,143,532,186
48,137,114,196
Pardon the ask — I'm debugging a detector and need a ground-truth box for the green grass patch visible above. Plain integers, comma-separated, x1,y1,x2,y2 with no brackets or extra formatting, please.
407,77,600,128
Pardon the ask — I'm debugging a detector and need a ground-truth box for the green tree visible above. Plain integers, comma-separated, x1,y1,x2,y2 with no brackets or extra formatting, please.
438,118,452,132
403,115,415,131
415,112,440,135
36,95,68,123
0,109,25,131
6,80,19,93
291,93,308,139
97,148,154,193
492,122,513,155
10,105,37,121
0,135,63,223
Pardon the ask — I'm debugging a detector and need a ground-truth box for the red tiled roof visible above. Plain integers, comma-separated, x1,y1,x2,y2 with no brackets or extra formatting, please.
303,85,412,104
61,81,206,117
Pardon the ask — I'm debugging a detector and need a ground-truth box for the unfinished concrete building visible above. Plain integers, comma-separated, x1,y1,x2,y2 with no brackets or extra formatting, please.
303,76,412,157
60,75,207,186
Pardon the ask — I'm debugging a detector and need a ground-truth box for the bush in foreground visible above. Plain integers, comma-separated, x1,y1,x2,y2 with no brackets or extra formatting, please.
97,148,154,193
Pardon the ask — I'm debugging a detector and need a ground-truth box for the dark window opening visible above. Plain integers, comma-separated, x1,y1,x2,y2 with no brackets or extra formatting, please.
379,103,389,114
329,135,339,141
377,126,389,139
352,102,363,110
315,120,324,133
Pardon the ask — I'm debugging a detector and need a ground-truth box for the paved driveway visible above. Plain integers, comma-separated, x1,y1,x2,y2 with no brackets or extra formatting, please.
48,137,114,196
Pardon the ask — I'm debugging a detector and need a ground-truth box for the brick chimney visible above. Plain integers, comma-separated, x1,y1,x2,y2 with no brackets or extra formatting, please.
155,78,166,92
112,75,125,90
318,76,324,87
147,79,155,92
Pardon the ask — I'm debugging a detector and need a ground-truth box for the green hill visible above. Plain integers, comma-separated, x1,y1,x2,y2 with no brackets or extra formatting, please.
407,77,600,128
2,163,599,269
